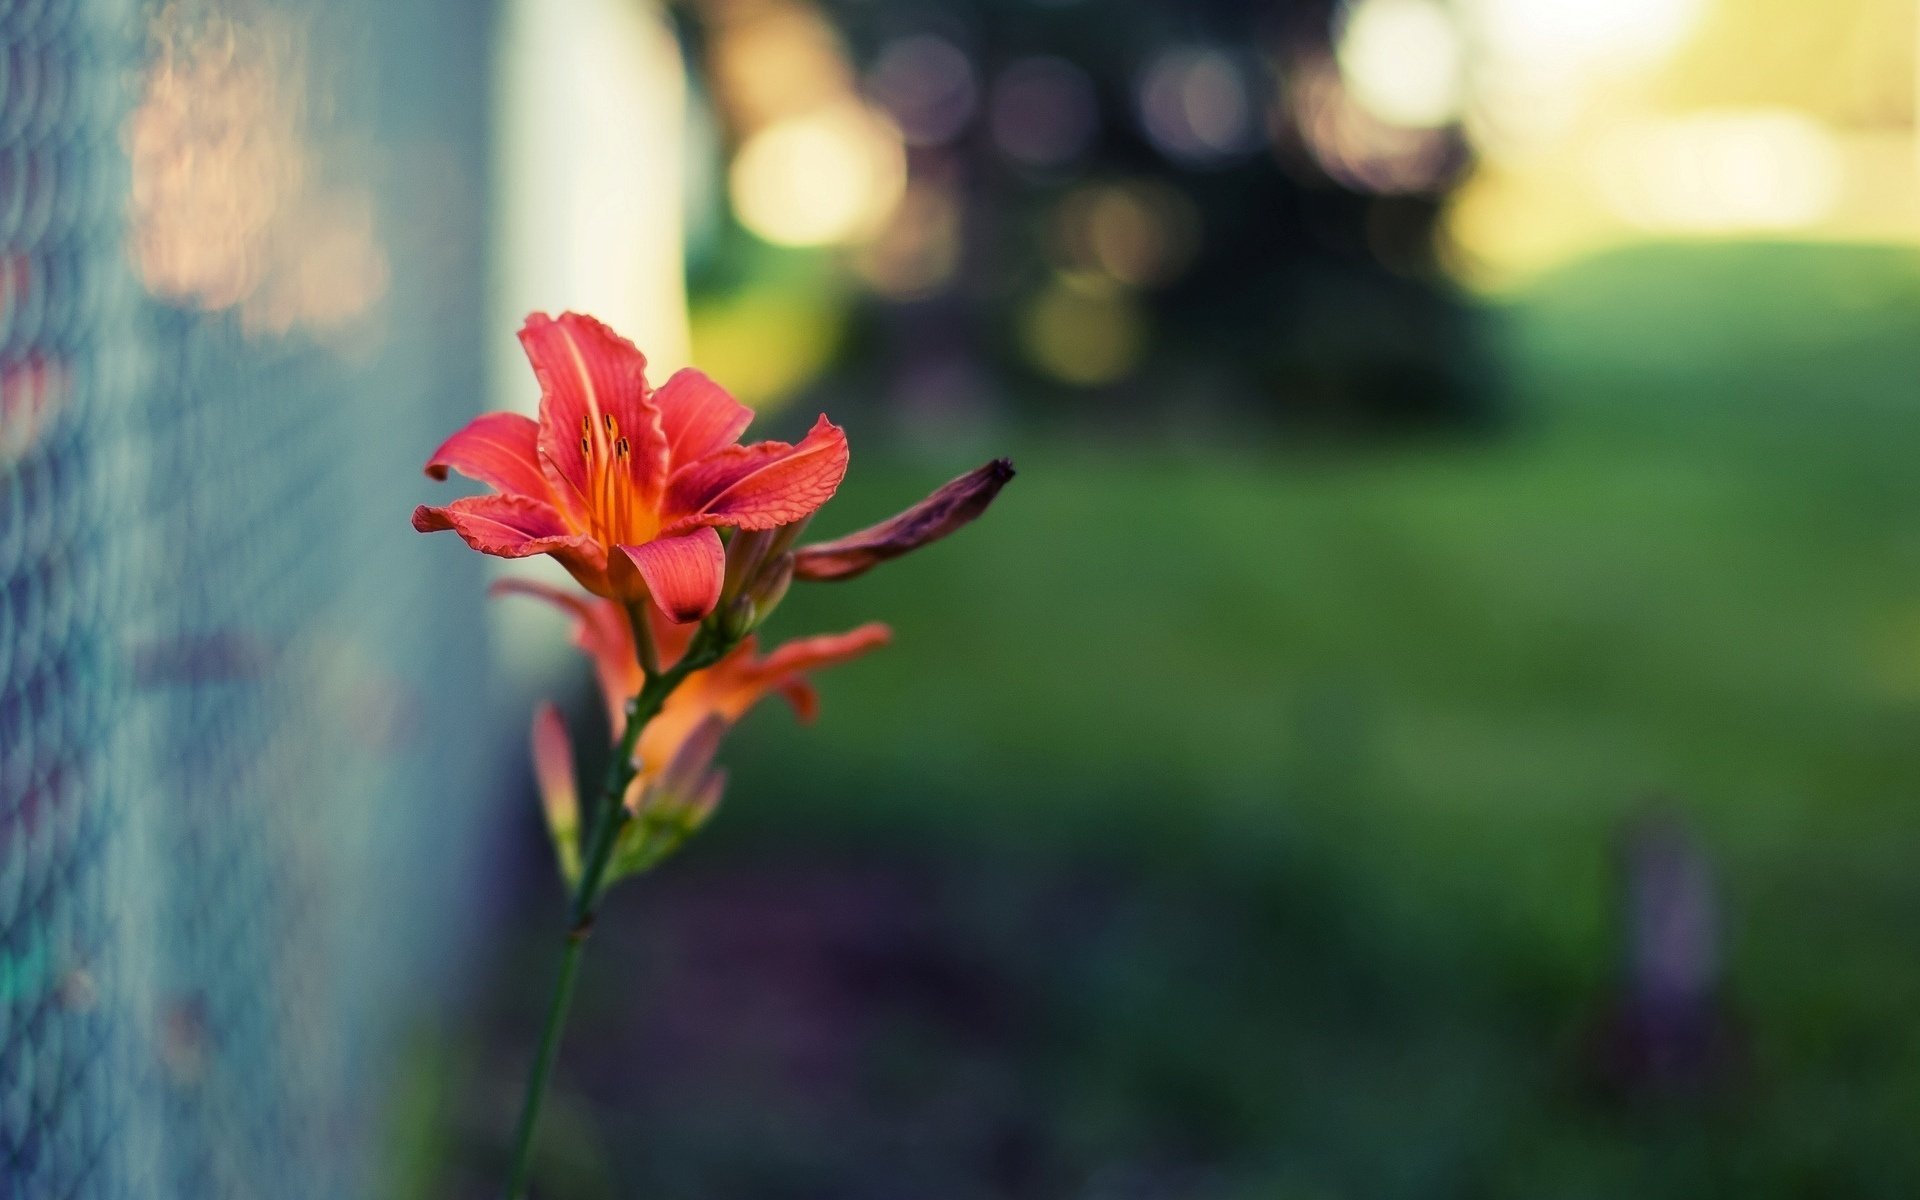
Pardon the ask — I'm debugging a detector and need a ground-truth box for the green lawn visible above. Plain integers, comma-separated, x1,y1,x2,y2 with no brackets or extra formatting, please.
711,242,1920,1195
433,242,1920,1199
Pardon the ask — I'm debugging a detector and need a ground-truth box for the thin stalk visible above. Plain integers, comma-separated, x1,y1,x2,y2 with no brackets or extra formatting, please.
501,624,731,1200
500,929,586,1199
626,601,661,679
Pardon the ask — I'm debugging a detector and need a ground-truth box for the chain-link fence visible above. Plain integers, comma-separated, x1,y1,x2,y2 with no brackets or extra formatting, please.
1,1,507,1195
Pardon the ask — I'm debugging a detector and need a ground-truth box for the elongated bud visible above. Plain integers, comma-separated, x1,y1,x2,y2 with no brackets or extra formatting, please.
751,554,794,616
793,459,1013,582
682,769,727,833
606,720,732,883
766,515,811,559
721,522,806,637
530,704,582,887
719,528,777,607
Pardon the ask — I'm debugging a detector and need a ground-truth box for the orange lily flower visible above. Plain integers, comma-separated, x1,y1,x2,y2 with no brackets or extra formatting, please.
414,312,849,622
496,580,890,824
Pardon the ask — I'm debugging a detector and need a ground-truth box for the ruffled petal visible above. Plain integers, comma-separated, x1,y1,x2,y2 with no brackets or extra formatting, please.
617,528,726,623
793,459,1014,582
414,493,571,550
423,411,551,501
662,415,849,533
412,495,609,590
655,369,754,470
520,311,670,518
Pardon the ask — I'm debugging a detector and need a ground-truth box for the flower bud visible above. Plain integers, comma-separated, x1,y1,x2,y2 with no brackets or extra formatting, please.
750,553,794,616
716,595,758,642
717,536,801,641
530,703,582,887
719,528,777,607
793,459,1013,581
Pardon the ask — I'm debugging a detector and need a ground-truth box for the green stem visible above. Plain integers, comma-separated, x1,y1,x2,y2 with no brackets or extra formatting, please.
501,624,732,1199
501,928,586,1200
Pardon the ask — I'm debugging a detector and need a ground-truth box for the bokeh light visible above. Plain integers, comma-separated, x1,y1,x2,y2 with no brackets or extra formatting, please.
688,282,846,407
1440,0,1912,287
1136,47,1257,166
1018,276,1146,385
127,7,387,340
729,100,906,247
1336,0,1466,129
1293,57,1459,194
1051,179,1202,289
707,1,855,134
1593,110,1842,233
1467,0,1707,76
127,10,304,313
868,34,977,148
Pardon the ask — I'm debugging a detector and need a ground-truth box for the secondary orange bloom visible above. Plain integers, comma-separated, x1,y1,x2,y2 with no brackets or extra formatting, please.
496,580,889,819
414,312,849,622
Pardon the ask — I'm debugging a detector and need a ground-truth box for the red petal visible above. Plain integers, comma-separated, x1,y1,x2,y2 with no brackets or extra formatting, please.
776,679,821,723
617,528,726,623
423,411,550,501
655,369,754,470
663,415,849,533
702,623,891,724
412,495,609,588
793,459,1014,581
752,623,893,688
520,311,670,517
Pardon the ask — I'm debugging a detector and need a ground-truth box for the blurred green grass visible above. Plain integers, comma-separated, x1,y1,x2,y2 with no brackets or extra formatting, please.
702,242,1920,1193
417,243,1920,1199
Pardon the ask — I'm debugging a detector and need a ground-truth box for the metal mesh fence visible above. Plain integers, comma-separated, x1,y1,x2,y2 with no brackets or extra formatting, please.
1,1,504,1195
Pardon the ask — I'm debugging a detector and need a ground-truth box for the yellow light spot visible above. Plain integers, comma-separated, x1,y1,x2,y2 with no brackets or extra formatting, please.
1018,279,1146,386
707,2,854,133
730,101,906,248
689,284,845,409
1336,0,1464,129
1593,110,1842,234
1054,180,1201,288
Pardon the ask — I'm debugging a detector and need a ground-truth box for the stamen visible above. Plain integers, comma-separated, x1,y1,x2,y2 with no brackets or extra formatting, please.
600,449,621,542
615,436,630,457
580,415,591,435
579,435,591,458
603,413,616,435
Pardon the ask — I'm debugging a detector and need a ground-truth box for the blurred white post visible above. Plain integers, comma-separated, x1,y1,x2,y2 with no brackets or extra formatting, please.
488,0,692,680
491,0,692,415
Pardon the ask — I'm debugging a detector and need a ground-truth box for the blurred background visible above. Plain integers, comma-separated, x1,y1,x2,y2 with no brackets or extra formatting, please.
2,0,1918,1196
